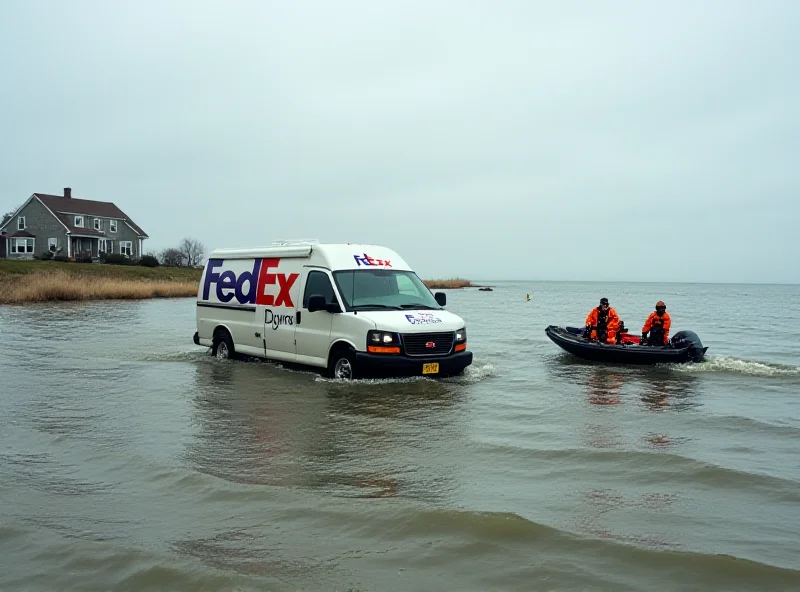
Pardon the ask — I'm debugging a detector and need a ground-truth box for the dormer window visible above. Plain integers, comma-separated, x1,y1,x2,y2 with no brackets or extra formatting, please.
110,220,117,233
17,216,25,230
94,218,102,231
74,215,84,228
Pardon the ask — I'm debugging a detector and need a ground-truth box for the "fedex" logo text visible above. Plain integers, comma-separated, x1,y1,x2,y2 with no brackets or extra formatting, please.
354,253,391,267
202,258,299,307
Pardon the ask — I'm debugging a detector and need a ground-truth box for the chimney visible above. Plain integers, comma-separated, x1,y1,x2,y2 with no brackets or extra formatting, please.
64,187,72,199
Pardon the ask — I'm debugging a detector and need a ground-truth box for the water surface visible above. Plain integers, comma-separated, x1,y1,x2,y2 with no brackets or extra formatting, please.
1,281,799,590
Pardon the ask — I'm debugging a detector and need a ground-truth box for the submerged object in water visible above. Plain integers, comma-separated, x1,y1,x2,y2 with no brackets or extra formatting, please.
545,325,708,365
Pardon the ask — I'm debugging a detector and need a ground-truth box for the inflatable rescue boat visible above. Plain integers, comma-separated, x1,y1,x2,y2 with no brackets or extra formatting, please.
545,325,708,365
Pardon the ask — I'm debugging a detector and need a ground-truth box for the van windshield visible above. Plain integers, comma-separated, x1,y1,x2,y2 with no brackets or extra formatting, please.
332,269,442,311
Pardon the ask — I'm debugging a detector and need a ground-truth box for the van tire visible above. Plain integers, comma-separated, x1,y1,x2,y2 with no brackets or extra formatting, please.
213,328,235,360
328,346,358,380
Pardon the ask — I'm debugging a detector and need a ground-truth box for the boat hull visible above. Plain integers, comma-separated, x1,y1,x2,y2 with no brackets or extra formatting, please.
545,325,707,365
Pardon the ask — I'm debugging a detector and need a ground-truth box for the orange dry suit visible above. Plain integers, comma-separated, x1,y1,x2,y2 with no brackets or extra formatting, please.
585,306,620,344
642,310,671,345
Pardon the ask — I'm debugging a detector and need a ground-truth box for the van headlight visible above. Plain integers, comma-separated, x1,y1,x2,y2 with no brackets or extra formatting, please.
367,330,401,354
455,327,467,351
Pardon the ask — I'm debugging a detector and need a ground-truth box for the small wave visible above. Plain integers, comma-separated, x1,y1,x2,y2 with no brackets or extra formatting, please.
314,374,429,385
673,355,800,378
481,445,800,502
380,507,563,542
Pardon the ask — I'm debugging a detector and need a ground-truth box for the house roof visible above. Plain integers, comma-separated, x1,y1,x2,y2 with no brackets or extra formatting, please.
34,193,148,237
11,230,36,238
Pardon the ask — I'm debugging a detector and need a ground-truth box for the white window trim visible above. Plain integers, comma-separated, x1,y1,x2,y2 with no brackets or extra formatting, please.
17,216,26,230
110,219,117,233
120,240,133,257
48,238,58,252
74,215,84,228
11,237,34,254
99,238,114,254
94,218,102,231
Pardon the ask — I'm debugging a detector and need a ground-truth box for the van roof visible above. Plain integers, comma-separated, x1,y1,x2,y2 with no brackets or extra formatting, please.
208,241,412,271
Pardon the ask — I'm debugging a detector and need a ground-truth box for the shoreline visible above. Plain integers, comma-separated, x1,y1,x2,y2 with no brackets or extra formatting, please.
0,260,202,305
1,260,486,305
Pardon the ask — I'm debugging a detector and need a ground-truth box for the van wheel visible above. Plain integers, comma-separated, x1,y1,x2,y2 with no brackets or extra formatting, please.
213,329,235,360
328,347,357,380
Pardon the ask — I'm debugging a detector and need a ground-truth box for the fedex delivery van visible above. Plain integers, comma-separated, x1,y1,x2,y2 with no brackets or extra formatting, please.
192,240,473,380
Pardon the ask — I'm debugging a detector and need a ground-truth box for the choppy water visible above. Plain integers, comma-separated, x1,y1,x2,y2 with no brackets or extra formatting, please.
1,281,799,591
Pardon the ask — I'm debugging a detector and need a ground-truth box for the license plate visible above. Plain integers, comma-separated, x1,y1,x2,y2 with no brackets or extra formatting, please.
422,363,439,374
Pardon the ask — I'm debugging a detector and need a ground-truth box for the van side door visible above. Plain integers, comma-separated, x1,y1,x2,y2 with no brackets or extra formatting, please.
259,258,302,362
295,268,337,368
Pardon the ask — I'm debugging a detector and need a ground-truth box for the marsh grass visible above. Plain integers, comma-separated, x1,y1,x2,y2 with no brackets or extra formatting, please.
0,261,200,304
422,278,475,289
0,259,478,303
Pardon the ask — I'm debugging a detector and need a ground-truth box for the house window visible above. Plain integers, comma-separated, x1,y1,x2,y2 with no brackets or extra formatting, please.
94,218,102,231
74,215,84,227
110,220,117,233
17,216,25,230
11,238,34,253
120,241,133,257
48,238,58,252
99,239,113,254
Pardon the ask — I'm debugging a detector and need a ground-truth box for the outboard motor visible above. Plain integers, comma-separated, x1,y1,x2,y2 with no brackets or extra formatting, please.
670,330,708,362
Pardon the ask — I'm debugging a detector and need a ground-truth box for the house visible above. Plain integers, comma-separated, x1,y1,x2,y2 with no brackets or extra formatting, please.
0,187,149,260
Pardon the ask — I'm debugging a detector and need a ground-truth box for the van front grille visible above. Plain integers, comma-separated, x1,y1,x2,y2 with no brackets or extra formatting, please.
401,332,455,356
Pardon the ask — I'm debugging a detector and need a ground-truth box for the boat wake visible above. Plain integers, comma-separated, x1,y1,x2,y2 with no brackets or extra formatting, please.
672,355,800,378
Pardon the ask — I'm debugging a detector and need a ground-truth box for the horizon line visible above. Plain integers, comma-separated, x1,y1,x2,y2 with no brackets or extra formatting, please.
458,278,800,286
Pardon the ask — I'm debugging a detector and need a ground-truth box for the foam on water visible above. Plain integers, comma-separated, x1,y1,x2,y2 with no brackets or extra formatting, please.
672,355,800,378
313,360,497,385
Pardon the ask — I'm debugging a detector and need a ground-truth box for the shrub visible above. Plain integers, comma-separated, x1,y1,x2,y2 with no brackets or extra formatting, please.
139,254,160,267
53,255,70,262
104,253,134,265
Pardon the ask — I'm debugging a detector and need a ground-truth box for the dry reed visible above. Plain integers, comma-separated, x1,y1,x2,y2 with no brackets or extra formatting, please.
422,278,474,289
0,270,198,304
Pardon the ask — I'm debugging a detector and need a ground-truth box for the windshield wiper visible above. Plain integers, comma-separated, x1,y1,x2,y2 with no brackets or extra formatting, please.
351,304,402,310
398,304,441,310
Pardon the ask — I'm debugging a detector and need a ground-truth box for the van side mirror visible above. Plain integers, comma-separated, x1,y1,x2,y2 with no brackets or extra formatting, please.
307,294,326,313
307,294,342,313
435,292,446,306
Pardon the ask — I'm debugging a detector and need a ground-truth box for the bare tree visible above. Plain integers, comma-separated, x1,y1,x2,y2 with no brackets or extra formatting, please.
159,248,185,267
177,237,205,267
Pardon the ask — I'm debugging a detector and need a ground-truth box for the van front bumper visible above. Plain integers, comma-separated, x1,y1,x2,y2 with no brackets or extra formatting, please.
354,350,473,378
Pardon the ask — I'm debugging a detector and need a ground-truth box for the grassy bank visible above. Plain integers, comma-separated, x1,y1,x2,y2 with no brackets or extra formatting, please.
422,278,475,289
0,260,479,304
0,259,202,304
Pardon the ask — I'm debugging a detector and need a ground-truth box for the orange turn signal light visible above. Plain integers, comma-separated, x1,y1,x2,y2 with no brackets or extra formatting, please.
455,342,467,352
368,345,400,354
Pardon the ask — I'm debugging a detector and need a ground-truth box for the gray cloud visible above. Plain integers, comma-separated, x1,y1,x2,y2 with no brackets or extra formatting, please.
2,0,798,282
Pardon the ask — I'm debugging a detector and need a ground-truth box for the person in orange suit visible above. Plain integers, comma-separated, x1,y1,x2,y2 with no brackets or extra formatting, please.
641,301,671,345
584,297,620,344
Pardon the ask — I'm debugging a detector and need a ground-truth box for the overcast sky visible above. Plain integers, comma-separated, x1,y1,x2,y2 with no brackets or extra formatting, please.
1,0,798,283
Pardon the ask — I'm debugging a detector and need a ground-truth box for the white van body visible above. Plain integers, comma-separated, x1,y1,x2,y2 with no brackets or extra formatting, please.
193,240,473,379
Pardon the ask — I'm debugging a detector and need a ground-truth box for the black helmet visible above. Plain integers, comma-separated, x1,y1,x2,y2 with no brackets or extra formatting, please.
600,297,609,306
